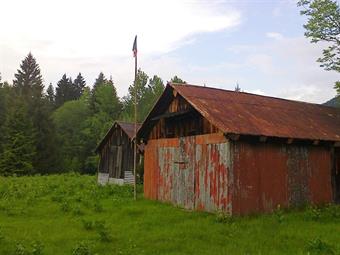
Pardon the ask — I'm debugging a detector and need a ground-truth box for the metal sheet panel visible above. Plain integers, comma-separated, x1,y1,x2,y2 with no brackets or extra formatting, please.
144,133,232,213
231,141,333,215
142,84,340,142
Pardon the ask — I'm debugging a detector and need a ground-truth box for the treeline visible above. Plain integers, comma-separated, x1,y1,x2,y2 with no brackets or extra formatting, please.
0,53,185,176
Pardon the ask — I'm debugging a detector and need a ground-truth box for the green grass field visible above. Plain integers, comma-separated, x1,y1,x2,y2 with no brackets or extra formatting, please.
0,174,339,255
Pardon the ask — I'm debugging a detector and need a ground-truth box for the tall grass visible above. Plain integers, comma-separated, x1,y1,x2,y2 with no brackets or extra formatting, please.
0,174,339,254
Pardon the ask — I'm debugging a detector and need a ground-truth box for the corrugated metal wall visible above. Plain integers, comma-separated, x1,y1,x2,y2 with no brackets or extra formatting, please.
144,133,232,213
231,141,332,215
144,134,333,215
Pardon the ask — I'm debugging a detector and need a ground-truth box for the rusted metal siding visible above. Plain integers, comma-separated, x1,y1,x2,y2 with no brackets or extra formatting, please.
144,133,233,213
231,141,333,215
171,84,340,142
144,135,334,215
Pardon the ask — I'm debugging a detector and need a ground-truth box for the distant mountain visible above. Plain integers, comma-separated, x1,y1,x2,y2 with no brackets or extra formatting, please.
324,95,340,108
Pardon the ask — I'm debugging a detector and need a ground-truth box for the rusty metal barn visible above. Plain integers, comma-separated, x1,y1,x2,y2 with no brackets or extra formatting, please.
96,121,142,185
138,83,340,215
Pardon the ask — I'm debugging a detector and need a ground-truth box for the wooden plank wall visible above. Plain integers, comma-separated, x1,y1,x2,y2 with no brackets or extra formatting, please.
98,125,139,178
148,95,219,140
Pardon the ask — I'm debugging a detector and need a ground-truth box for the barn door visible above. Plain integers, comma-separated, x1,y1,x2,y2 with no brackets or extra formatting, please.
158,137,195,209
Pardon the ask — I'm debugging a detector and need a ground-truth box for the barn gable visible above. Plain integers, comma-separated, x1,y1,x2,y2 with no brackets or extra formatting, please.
139,83,340,144
140,83,340,215
96,121,142,185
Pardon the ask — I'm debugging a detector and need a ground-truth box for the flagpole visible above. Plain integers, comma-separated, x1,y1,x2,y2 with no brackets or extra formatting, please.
133,36,137,201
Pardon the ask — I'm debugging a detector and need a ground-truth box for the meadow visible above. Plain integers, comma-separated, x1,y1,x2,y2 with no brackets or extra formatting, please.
0,174,339,255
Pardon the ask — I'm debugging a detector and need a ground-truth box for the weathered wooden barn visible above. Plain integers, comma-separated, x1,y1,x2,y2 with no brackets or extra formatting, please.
138,83,340,215
96,121,142,185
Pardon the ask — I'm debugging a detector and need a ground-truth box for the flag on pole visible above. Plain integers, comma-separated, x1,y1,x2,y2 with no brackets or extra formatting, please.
132,35,137,57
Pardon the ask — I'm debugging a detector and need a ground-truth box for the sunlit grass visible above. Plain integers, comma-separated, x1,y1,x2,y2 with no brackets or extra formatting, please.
0,174,339,254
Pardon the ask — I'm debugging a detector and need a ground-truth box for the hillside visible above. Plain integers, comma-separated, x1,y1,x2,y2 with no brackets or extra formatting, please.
324,95,340,108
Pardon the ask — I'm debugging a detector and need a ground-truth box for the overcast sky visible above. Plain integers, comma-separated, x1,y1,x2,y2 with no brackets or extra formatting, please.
0,0,339,103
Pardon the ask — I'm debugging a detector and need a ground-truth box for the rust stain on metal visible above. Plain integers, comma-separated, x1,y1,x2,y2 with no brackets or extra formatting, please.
168,84,340,142
141,83,338,216
144,133,233,213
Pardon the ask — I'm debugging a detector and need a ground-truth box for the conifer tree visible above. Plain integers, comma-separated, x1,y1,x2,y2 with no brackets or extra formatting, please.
170,75,186,84
0,96,36,176
73,72,86,99
13,52,44,99
12,53,57,173
46,83,55,103
55,74,76,107
93,72,107,90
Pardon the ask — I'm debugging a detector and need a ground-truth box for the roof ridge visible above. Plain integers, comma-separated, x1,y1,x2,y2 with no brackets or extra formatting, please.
170,83,338,110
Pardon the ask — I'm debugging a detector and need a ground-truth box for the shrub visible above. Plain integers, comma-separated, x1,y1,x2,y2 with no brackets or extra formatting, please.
215,210,233,224
274,205,285,224
15,242,27,255
324,204,340,219
73,205,84,216
95,221,112,242
31,240,44,255
93,202,103,213
0,227,4,242
72,241,92,255
306,238,334,254
81,219,95,231
305,205,321,221
60,201,71,212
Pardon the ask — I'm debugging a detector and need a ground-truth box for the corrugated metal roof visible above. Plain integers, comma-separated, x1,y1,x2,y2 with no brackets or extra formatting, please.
139,83,340,142
95,121,142,153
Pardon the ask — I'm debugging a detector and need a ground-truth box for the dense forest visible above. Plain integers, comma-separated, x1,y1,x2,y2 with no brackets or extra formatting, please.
0,53,185,176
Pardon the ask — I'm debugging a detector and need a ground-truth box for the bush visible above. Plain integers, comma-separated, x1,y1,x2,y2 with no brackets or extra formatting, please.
15,242,27,255
274,205,285,224
95,221,112,242
305,205,321,221
215,210,233,224
81,219,95,231
72,241,92,255
31,240,44,255
306,238,334,254
93,202,103,213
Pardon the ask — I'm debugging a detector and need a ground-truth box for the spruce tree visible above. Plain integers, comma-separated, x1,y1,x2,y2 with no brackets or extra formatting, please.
55,74,76,108
13,52,44,99
12,53,57,174
93,72,107,90
170,75,186,84
0,96,36,176
46,83,55,103
73,72,86,99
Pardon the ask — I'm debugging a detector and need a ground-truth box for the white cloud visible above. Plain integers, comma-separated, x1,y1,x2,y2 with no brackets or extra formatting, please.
266,32,284,40
0,0,241,95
